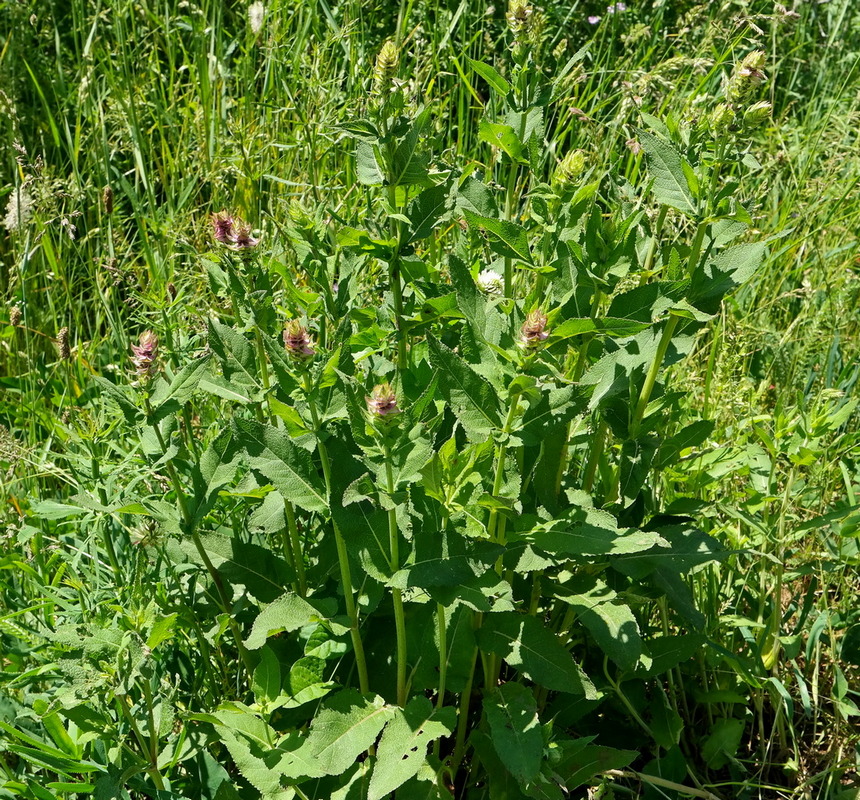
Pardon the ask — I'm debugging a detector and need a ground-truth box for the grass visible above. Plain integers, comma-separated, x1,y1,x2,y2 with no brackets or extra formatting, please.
1,0,860,798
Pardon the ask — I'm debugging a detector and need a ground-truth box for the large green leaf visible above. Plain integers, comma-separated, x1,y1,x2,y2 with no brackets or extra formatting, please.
292,690,395,776
368,697,455,800
392,108,432,186
427,334,502,441
245,593,339,650
483,682,543,785
636,129,697,215
407,181,455,244
477,614,596,696
149,355,211,410
462,209,532,264
235,418,328,513
524,508,666,556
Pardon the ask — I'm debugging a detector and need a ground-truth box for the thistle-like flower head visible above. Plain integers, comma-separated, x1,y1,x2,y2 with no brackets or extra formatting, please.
131,330,159,378
506,0,534,36
211,210,236,244
519,310,549,350
283,320,316,361
477,269,504,296
366,382,401,418
232,220,260,250
373,39,400,97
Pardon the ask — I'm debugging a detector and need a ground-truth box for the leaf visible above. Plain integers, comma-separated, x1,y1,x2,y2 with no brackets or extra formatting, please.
407,181,455,244
368,697,455,800
636,128,697,215
483,683,543,785
93,376,140,423
477,614,596,696
468,58,511,96
688,241,768,313
525,508,666,556
189,427,241,524
252,646,282,706
235,418,328,513
555,740,636,790
553,577,642,672
701,718,744,769
208,318,259,390
356,141,384,185
478,121,523,162
293,690,395,776
245,593,338,650
427,334,502,441
149,355,211,410
462,209,532,264
392,108,432,186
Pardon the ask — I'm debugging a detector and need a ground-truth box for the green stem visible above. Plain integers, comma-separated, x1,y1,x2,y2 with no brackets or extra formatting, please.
630,314,679,438
384,447,408,707
284,500,307,597
452,643,479,774
304,373,370,694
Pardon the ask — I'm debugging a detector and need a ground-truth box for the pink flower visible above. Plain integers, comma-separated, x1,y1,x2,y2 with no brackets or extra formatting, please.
519,310,549,350
131,330,159,378
366,382,400,418
283,320,316,360
211,210,235,244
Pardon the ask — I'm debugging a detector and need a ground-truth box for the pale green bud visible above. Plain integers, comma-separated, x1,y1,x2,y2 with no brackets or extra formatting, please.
554,150,586,190
743,100,772,129
373,39,399,97
709,103,735,134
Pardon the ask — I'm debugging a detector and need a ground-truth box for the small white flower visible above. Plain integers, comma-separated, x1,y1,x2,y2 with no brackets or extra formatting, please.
248,1,265,34
3,186,33,231
476,269,504,295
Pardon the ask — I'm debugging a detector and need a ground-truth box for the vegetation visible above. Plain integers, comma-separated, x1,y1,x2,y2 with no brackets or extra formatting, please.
1,0,859,798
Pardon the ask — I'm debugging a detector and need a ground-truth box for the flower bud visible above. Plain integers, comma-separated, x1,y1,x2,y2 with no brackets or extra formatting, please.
366,382,401,418
373,39,399,97
709,102,735,134
283,319,316,360
554,150,586,191
742,100,772,129
131,330,159,379
726,50,767,104
211,210,235,244
477,269,504,296
519,310,549,350
57,327,71,360
506,0,533,38
167,282,178,302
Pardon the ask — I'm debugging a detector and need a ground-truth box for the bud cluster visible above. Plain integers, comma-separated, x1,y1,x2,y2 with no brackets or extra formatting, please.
131,330,159,379
725,50,767,105
211,210,259,251
519,310,549,350
373,40,400,98
283,320,316,361
554,150,586,191
366,382,401,419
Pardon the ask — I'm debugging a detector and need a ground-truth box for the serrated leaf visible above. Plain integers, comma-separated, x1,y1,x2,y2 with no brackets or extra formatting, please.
462,209,532,264
477,614,596,696
235,418,327,513
525,508,666,556
483,683,542,784
252,646,282,706
149,355,211,410
478,121,523,162
293,690,395,776
356,141,384,185
392,108,432,186
637,128,697,215
368,697,455,800
245,593,337,650
407,181,454,244
427,334,502,441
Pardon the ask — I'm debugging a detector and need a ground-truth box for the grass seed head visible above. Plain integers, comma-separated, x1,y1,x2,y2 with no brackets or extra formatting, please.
102,185,114,214
57,327,71,360
9,306,22,327
743,100,772,129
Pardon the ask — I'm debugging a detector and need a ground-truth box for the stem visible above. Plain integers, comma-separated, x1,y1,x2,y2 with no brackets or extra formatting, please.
284,500,307,597
630,314,679,438
304,373,370,694
384,446,408,706
452,643,479,774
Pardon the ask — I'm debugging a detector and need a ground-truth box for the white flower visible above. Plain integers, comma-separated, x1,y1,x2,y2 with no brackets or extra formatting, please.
476,269,504,295
248,1,265,34
3,186,33,231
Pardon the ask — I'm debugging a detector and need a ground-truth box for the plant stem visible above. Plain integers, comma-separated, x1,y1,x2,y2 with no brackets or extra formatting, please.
384,445,408,706
284,500,307,597
304,373,370,694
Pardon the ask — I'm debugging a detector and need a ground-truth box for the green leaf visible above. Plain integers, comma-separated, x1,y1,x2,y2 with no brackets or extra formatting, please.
462,209,532,264
477,614,596,696
93,376,140,423
252,646,282,706
392,108,432,186
407,181,455,244
293,690,395,776
553,577,642,672
149,355,211,410
427,334,502,441
245,593,338,650
368,697,455,800
689,241,767,313
636,128,697,215
701,718,744,769
356,141,384,185
483,682,543,784
235,418,328,513
468,58,511,96
555,740,636,790
478,121,523,162
208,318,259,390
525,508,666,556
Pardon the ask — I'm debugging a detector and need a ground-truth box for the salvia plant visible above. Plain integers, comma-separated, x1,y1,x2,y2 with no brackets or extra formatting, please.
3,6,785,799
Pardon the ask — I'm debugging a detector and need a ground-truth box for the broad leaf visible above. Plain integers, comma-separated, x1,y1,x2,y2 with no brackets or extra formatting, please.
483,682,542,784
636,129,697,215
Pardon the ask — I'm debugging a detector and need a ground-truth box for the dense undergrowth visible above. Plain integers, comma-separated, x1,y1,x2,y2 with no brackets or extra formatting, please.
1,0,859,798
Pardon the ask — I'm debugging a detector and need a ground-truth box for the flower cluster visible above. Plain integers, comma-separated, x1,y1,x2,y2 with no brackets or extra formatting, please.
211,210,259,250
477,269,504,296
366,382,401,418
519,310,549,350
373,40,400,98
283,320,316,361
131,330,159,379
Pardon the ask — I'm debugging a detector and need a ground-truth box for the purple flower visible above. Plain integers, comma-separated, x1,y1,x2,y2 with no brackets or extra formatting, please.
283,320,316,361
519,310,549,350
588,14,601,24
366,382,401,418
131,330,159,378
